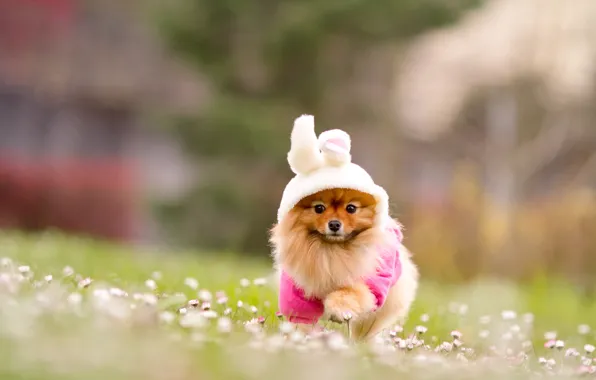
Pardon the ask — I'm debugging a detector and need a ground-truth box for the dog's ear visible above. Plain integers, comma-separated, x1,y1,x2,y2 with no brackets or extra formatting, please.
287,115,325,175
318,129,351,166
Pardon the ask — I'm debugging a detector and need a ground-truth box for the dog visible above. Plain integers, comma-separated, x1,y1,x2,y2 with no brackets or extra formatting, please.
270,115,418,341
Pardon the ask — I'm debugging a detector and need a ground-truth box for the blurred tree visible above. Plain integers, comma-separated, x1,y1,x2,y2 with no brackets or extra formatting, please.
154,0,481,254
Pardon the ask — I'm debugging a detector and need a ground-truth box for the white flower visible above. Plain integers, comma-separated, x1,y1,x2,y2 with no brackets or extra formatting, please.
201,310,218,319
236,301,244,308
578,324,591,335
239,278,250,288
184,277,199,290
0,258,12,267
44,275,53,282
440,342,453,352
180,311,207,328
501,310,517,320
420,314,430,322
451,330,463,339
179,307,188,315
415,326,428,334
585,344,595,354
223,308,232,316
62,266,74,276
145,279,157,290
253,278,267,286
159,311,176,324
555,340,565,349
217,317,232,333
198,290,212,302
67,292,83,305
109,288,127,297
78,277,92,289
479,330,490,339
18,265,30,273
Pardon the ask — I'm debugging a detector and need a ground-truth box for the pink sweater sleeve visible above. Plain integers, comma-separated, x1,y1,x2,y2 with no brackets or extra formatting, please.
364,228,403,309
279,271,324,324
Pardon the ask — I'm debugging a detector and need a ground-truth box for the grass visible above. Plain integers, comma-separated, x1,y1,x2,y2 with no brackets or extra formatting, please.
0,230,595,379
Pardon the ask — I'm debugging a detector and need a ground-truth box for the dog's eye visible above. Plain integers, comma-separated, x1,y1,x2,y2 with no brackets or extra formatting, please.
314,204,326,214
346,204,357,214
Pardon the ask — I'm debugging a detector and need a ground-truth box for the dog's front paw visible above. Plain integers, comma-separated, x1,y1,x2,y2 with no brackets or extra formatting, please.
324,283,376,322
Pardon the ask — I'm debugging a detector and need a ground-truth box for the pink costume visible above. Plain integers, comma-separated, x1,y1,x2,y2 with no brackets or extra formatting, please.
278,227,404,324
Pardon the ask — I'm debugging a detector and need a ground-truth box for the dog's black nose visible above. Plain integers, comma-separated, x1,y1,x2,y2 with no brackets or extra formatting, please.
328,220,342,232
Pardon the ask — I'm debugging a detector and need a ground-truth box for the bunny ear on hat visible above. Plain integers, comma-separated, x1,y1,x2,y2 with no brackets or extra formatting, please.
318,129,351,166
287,115,325,175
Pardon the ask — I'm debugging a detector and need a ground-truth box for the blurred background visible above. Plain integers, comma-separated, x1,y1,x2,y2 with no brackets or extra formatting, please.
1,0,595,290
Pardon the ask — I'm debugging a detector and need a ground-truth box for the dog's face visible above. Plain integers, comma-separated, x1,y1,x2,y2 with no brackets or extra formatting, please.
290,188,377,243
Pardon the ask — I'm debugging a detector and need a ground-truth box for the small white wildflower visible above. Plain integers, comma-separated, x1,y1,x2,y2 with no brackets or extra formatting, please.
159,311,176,324
263,301,271,308
201,310,218,319
62,266,74,276
223,307,232,316
109,288,127,297
236,300,244,308
415,326,428,334
501,310,517,320
279,321,294,334
249,305,258,314
93,288,110,301
544,331,557,340
78,277,92,289
458,304,469,315
184,277,199,290
0,258,12,267
201,302,211,311
451,330,462,339
440,342,453,352
239,278,250,288
582,358,593,366
179,307,188,315
145,279,157,290
585,344,595,354
398,339,407,349
546,358,556,366
43,274,53,282
217,317,232,333
18,265,30,273
67,292,83,305
188,299,200,307
479,330,490,339
420,314,430,322
253,278,267,286
544,339,556,349
180,311,208,328
142,294,158,305
151,271,162,280
565,348,580,357
342,312,352,321
453,339,463,348
198,290,212,302
578,324,591,335
538,357,547,365
523,313,534,324
555,340,565,349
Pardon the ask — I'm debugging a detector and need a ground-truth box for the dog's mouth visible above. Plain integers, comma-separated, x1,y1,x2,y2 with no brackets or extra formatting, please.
310,230,361,243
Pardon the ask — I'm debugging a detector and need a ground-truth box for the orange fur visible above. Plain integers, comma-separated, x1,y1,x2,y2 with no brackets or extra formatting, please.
324,282,376,321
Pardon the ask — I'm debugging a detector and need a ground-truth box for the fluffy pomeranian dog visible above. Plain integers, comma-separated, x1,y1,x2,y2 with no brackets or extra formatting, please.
270,115,418,341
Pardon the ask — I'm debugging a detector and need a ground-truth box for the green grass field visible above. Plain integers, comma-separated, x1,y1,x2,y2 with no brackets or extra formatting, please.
1,230,595,379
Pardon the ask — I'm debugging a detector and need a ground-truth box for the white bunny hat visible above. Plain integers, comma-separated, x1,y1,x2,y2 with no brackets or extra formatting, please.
277,114,390,227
